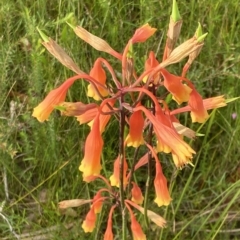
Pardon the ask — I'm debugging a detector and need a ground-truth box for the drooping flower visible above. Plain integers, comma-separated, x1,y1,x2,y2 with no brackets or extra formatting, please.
91,191,103,214
88,58,109,101
109,155,128,187
32,77,76,122
79,114,103,181
188,88,209,123
170,95,226,115
103,205,116,240
125,109,145,148
154,160,172,207
131,182,144,205
126,203,146,240
82,207,96,233
161,68,192,105
134,106,195,167
143,51,160,84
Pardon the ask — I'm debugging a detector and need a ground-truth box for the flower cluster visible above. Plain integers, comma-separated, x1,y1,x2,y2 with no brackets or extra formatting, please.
33,1,227,239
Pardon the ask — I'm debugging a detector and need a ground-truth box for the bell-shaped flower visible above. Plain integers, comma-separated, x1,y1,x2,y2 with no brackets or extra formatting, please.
82,207,96,233
161,68,192,104
109,155,128,188
79,114,103,181
88,58,109,101
143,51,160,84
125,109,144,148
188,88,209,123
131,182,144,205
154,160,172,207
103,205,116,240
32,77,76,122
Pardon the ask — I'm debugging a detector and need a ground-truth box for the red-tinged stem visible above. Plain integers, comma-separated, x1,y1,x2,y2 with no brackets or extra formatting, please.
126,147,140,197
130,68,153,88
122,87,161,112
94,175,112,189
119,94,127,240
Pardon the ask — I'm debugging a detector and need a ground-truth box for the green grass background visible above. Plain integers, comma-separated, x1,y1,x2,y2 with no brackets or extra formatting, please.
0,0,240,239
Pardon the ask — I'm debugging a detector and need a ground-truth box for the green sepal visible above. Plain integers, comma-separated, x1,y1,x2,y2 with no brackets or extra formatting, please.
171,0,181,22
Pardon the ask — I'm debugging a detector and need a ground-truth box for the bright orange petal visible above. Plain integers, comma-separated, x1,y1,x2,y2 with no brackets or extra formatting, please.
143,51,160,84
103,205,116,240
91,191,103,214
161,68,192,104
154,161,172,207
79,115,103,181
125,110,144,148
131,24,157,43
32,77,76,122
88,58,108,101
82,207,96,233
109,156,128,187
131,182,144,205
188,88,209,123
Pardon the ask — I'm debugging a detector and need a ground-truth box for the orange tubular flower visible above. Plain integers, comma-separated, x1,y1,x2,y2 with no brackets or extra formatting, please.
126,204,146,240
170,95,226,116
125,110,144,148
131,182,144,205
82,207,96,233
109,155,128,188
143,51,160,84
104,205,116,240
88,58,109,101
32,77,76,122
136,106,195,168
91,191,103,214
79,114,103,181
161,68,192,105
188,88,209,123
131,23,157,43
154,160,172,207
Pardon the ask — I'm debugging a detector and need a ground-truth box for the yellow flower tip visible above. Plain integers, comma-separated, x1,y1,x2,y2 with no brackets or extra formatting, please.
32,104,52,122
109,175,119,187
190,111,209,123
125,135,144,148
82,209,96,233
171,0,181,22
154,197,172,207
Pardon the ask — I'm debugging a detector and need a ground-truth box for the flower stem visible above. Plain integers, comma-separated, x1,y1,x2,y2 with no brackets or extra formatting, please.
144,85,155,227
119,94,127,240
